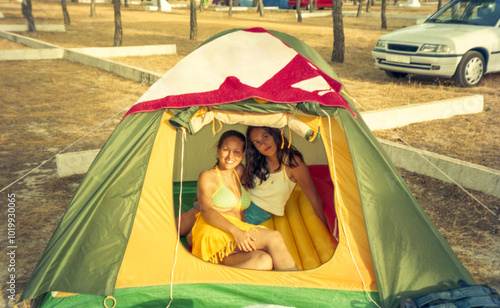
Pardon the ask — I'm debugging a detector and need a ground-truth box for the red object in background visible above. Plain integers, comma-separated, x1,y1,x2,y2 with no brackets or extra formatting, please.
287,0,330,8
308,165,338,244
287,0,343,9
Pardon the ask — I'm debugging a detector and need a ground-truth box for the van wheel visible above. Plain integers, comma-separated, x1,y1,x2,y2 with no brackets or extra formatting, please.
453,51,485,87
385,71,408,78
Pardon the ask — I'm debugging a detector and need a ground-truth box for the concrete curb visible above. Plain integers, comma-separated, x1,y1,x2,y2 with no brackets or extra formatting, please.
56,149,100,178
363,95,483,131
295,11,330,18
0,48,64,60
0,31,60,49
215,6,249,11
0,24,66,32
68,45,176,58
293,10,428,22
245,6,281,11
78,0,111,2
378,139,500,198
298,11,428,23
341,12,429,19
0,31,166,85
64,49,161,85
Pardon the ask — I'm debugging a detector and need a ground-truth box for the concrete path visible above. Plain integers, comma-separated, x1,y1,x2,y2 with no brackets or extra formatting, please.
0,30,60,49
298,11,429,23
64,48,161,85
68,45,176,58
379,139,500,198
215,6,249,11
0,48,64,61
362,95,483,131
0,31,173,84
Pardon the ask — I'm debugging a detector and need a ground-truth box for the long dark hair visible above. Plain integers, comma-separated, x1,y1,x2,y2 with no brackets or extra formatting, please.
245,126,303,189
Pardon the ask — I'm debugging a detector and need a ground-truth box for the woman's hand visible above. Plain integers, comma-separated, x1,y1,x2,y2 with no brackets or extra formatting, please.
231,228,257,252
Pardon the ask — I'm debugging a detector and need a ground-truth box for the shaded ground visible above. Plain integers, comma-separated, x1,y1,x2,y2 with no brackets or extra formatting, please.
0,1,498,307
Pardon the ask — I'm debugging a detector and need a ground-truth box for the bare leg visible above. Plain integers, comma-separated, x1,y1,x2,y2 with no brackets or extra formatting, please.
248,228,298,271
221,250,273,270
176,207,199,236
186,231,193,247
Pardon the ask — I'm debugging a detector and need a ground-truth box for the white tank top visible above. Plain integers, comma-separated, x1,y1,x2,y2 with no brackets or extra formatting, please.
248,168,296,216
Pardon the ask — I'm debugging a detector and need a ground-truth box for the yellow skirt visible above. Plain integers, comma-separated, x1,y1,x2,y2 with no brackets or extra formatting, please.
191,213,259,264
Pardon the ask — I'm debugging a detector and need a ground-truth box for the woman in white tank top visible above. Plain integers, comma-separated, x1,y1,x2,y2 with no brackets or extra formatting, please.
244,126,327,226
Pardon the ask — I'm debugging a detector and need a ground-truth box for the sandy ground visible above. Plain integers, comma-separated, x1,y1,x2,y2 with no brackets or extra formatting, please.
0,1,499,307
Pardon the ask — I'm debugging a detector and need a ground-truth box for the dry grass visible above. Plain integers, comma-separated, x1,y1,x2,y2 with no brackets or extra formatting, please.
0,1,498,307
0,38,30,49
0,59,149,179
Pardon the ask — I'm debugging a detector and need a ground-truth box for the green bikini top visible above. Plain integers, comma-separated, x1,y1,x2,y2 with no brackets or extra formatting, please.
212,166,251,210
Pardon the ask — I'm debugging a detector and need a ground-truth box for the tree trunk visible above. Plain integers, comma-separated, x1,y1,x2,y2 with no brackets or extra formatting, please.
229,0,233,17
22,0,36,32
331,0,344,62
125,0,128,7
310,0,316,12
200,0,204,12
356,0,363,16
112,0,122,46
296,0,302,22
381,0,387,29
158,0,162,12
365,0,371,12
394,0,398,6
190,0,198,40
437,0,442,10
61,0,70,25
257,0,264,16
90,0,96,17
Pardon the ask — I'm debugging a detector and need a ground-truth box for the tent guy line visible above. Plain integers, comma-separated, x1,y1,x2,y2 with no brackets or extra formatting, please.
168,129,188,308
0,101,135,194
350,97,496,217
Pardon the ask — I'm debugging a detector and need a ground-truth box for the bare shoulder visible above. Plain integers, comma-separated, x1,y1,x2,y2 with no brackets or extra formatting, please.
294,155,306,167
287,156,310,182
198,168,218,192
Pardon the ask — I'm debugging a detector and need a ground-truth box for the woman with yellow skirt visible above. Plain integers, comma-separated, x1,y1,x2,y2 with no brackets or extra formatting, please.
191,130,298,271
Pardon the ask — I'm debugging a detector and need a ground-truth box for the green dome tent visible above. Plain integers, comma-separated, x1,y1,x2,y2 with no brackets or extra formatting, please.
19,28,474,308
